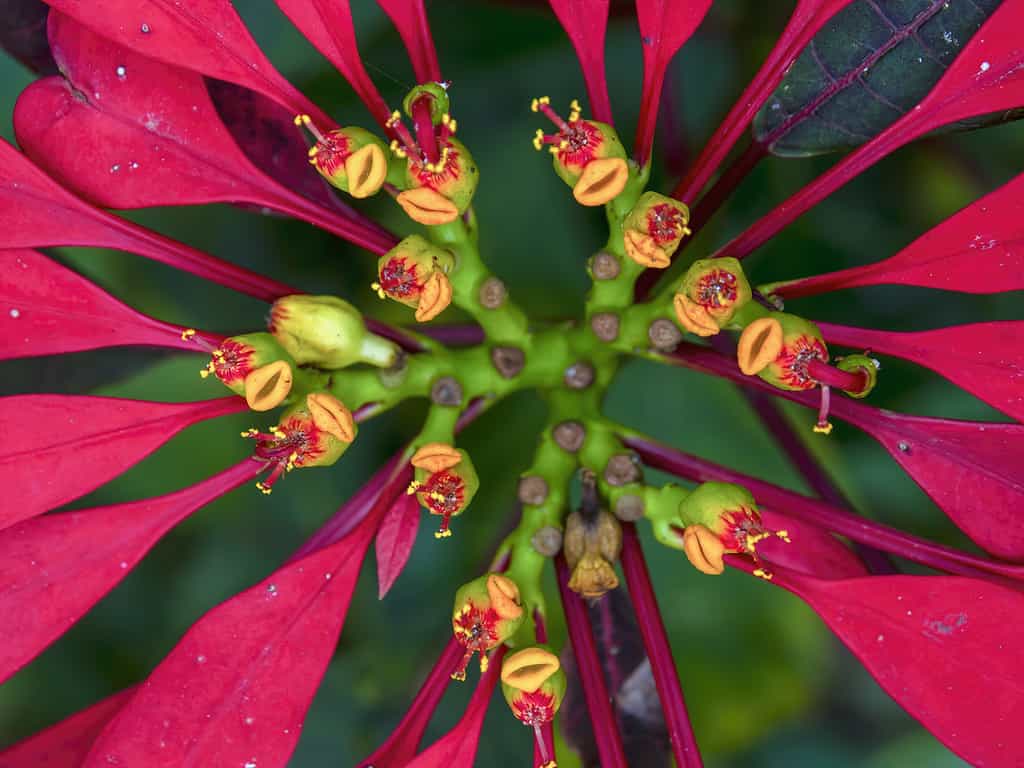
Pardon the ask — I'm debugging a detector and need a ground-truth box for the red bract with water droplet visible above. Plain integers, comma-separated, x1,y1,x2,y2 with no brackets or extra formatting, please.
0,689,134,767
0,248,219,359
734,564,1024,767
82,473,407,768
37,0,330,125
633,0,712,163
0,395,245,527
14,13,395,254
719,0,1024,260
773,171,1024,297
0,460,260,683
821,321,1024,423
0,138,294,301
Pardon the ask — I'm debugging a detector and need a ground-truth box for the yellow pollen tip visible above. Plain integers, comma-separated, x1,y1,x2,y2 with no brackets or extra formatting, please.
434,529,453,539
448,118,457,133
240,428,258,438
180,328,196,341
479,655,489,673
548,146,559,156
307,146,319,158
269,425,285,437
370,281,387,300
776,530,791,543
293,114,304,126
387,110,402,126
256,482,273,495
753,568,773,580
450,670,466,682
532,129,544,151
570,98,581,112
406,480,422,495
813,422,834,435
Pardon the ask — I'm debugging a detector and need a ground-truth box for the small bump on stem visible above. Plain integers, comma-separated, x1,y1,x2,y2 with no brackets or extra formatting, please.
649,318,683,351
478,276,508,309
604,453,643,487
518,475,550,506
553,420,586,453
613,493,646,521
531,525,564,557
591,251,621,280
491,346,526,379
430,376,464,406
591,312,620,342
564,361,596,390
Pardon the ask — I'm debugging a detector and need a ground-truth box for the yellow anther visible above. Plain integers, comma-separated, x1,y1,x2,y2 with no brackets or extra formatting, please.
776,529,791,544
199,361,215,378
269,425,285,438
256,481,273,495
240,428,258,438
568,99,582,122
530,96,551,112
307,146,318,158
479,654,489,673
387,110,402,126
180,328,196,341
442,112,451,124
370,281,387,300
548,146,559,156
406,479,422,495
293,114,306,127
813,422,834,435
434,529,453,539
532,129,544,151
753,568,773,580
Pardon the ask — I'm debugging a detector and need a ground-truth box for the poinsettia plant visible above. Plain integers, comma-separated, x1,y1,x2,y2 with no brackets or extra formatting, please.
1,0,1023,766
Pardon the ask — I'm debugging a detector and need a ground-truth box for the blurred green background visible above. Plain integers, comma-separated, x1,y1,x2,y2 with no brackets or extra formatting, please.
1,0,1019,765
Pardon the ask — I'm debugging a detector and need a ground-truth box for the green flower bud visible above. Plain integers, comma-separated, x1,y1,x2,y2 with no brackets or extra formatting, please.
303,121,389,199
622,192,692,269
673,258,753,337
269,294,399,369
202,331,294,397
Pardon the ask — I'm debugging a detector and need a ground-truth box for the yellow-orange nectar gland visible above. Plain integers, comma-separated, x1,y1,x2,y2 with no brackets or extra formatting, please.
243,418,325,494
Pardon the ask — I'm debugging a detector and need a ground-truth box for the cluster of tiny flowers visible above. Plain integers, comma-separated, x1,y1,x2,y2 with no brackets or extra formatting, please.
0,1,1023,767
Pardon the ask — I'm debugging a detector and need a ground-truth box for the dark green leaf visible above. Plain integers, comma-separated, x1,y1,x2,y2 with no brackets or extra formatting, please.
753,0,1004,158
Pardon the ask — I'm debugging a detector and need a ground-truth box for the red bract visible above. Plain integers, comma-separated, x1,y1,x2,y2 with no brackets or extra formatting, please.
375,491,422,599
357,639,463,768
673,0,854,202
739,565,1024,767
633,0,712,164
0,395,245,527
820,320,1024,423
274,0,391,129
0,689,133,767
0,460,260,683
0,138,294,301
37,0,332,126
377,0,442,84
82,476,405,768
548,0,613,123
772,171,1024,297
14,13,396,254
403,646,507,768
718,0,1024,260
0,248,220,359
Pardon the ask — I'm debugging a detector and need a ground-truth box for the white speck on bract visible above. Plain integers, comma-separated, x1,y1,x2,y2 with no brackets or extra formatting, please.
981,61,991,72
116,65,127,79
9,308,19,318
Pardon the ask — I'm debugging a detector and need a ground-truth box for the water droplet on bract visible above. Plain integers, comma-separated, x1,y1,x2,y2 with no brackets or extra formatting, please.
120,561,128,569
981,61,991,72
266,584,278,597
9,308,19,318
110,164,121,173
141,23,151,33
876,634,884,642
129,161,140,170
324,572,332,580
244,716,254,725
116,65,127,79
196,654,207,664
897,440,910,452
244,761,257,768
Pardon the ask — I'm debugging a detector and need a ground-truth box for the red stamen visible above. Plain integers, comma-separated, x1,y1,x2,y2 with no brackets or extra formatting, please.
806,359,869,393
536,102,572,134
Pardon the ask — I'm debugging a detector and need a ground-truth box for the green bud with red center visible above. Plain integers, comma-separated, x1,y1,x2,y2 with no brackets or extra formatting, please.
531,96,629,206
409,442,479,538
622,192,692,269
673,258,752,337
501,644,565,764
268,294,399,369
676,482,787,579
396,135,479,225
244,392,357,494
297,116,389,199
737,312,828,391
451,573,526,680
373,235,456,322
202,332,297,411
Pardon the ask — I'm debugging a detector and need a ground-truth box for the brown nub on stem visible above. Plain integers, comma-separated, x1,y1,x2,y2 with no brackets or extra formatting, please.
478,276,508,309
604,453,642,487
613,493,645,521
590,312,620,342
648,318,683,351
430,376,464,406
591,251,621,280
491,345,526,378
531,525,564,557
564,360,595,390
552,420,586,452
518,475,550,506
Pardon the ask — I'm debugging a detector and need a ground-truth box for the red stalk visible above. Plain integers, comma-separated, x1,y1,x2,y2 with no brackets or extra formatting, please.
620,524,704,767
531,611,557,768
554,555,628,768
805,359,868,392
